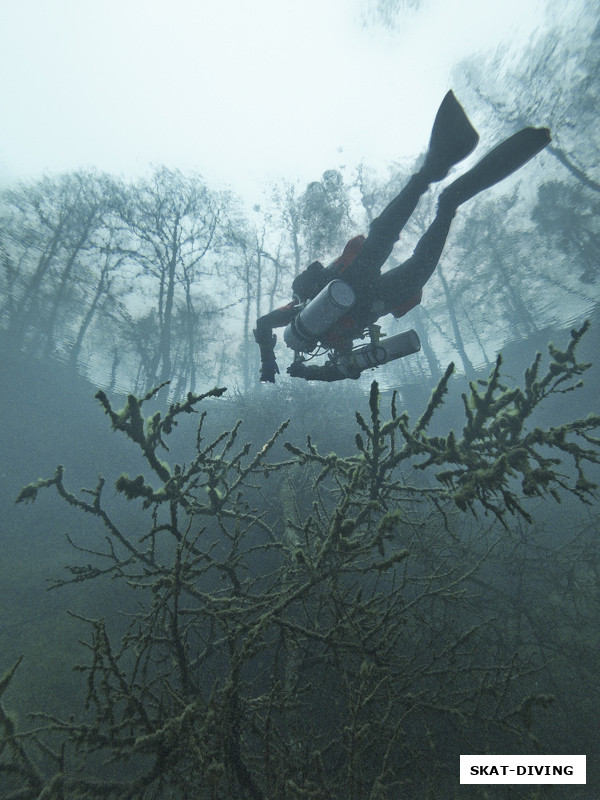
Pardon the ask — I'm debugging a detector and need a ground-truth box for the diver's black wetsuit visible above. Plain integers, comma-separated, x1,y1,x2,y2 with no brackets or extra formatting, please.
254,92,550,383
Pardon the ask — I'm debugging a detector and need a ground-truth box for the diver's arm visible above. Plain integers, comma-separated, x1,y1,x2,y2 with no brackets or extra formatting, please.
254,303,298,383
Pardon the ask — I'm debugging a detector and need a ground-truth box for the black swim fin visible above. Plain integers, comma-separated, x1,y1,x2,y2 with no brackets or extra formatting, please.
422,91,480,182
439,126,551,211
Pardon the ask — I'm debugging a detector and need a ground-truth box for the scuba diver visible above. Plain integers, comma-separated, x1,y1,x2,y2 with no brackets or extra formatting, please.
254,91,551,383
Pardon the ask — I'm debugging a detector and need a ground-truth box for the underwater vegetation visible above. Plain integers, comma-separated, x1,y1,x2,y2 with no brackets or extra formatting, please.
1,323,599,799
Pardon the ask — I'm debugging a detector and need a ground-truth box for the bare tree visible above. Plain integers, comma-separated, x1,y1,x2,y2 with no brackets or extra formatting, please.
533,181,600,285
300,169,354,262
454,10,600,193
224,209,290,391
0,173,116,357
115,168,227,390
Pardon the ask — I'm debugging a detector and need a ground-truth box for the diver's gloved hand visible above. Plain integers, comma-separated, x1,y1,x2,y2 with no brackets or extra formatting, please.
287,360,350,382
286,360,305,378
260,356,280,383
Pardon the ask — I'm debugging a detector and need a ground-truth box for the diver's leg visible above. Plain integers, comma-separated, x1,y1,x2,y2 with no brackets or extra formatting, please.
368,90,480,244
345,172,428,284
340,92,479,291
371,125,550,285
377,127,551,314
438,127,551,213
376,204,456,312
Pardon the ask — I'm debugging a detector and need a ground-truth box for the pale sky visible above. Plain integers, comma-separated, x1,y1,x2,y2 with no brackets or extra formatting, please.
0,0,550,201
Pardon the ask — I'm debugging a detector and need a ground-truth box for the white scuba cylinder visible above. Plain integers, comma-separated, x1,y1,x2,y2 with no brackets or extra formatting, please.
337,329,421,377
284,280,356,352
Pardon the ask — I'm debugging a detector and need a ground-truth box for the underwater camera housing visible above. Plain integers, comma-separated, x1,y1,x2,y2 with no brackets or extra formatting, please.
284,279,356,352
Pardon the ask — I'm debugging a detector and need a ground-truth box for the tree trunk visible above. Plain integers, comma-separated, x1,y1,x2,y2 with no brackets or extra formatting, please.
44,219,96,357
438,266,476,378
11,219,66,341
411,305,441,381
547,145,600,194
69,267,108,367
158,221,179,386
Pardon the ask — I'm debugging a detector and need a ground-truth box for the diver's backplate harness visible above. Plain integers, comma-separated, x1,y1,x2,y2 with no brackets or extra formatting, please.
283,279,421,382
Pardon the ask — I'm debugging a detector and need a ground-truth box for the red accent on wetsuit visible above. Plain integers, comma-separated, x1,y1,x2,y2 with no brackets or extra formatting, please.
391,289,423,319
331,234,367,274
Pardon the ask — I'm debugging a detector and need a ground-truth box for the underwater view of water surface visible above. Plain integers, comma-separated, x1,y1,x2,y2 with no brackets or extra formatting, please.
1,0,599,797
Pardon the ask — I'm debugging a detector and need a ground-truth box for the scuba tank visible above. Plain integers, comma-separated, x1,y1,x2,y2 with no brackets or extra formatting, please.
335,329,421,378
284,280,356,352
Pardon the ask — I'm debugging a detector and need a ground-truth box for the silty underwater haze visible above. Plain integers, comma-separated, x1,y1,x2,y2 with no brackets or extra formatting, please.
1,0,599,797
